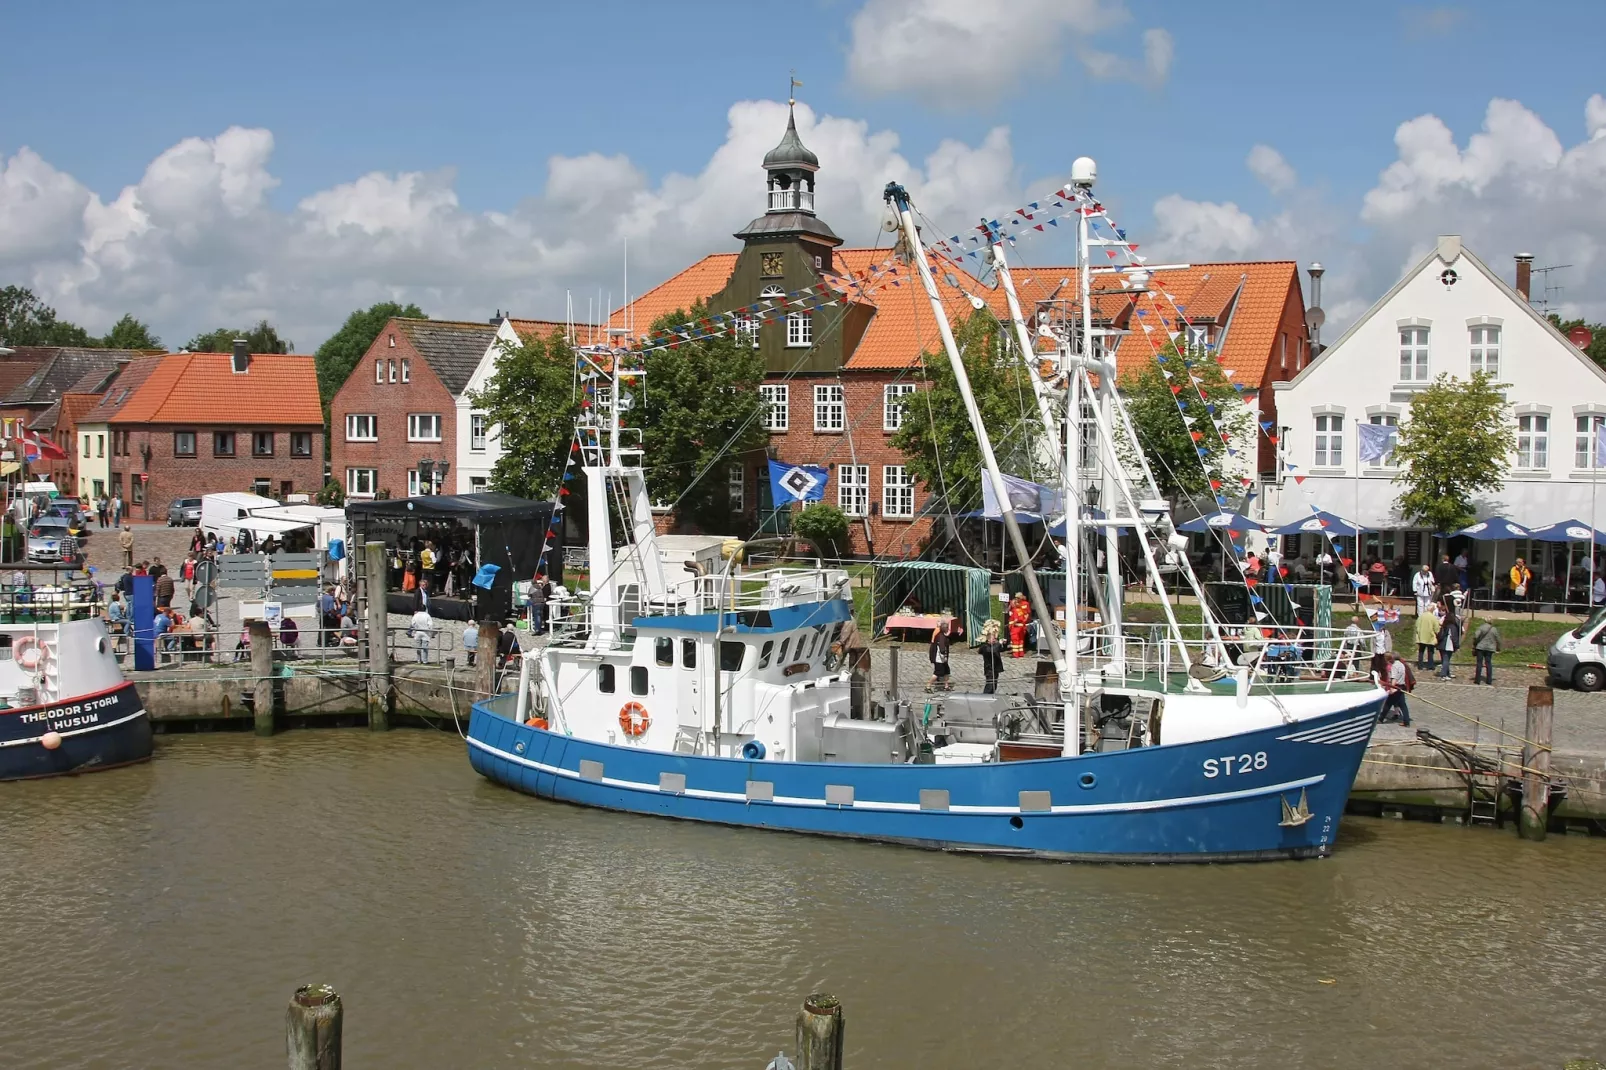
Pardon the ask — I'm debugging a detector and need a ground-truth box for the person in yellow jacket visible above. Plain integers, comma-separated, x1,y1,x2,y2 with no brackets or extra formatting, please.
1414,603,1441,671
1509,558,1533,605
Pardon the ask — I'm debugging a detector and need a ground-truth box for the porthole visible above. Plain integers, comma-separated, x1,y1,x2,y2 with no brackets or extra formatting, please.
96,637,107,655
1078,772,1097,790
1008,815,1024,830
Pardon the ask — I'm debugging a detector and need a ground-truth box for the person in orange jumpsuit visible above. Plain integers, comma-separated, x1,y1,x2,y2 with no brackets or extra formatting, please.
1006,593,1032,658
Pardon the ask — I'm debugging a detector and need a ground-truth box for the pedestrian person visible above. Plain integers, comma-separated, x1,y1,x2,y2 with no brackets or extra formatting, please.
1370,618,1393,680
1436,597,1461,679
111,494,123,527
462,622,479,667
1379,651,1414,726
977,619,1006,694
1434,553,1458,594
154,567,175,610
1006,593,1032,658
412,576,432,615
410,605,433,664
1412,563,1436,615
1509,558,1533,606
1343,614,1367,671
1415,602,1441,670
1472,617,1501,686
529,571,549,635
96,496,108,528
1454,549,1470,591
926,620,953,692
118,523,134,567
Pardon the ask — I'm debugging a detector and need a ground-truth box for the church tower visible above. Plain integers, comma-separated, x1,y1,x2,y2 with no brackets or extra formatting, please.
733,100,843,251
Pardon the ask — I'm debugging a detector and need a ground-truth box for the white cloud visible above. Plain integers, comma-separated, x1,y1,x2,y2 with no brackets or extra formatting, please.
0,101,1028,349
845,0,1170,105
1246,144,1297,194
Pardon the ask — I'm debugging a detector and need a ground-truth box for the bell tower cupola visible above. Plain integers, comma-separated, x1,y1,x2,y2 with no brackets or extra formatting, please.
734,88,842,247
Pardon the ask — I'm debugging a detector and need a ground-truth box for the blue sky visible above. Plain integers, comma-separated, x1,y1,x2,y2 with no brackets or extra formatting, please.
3,0,1605,346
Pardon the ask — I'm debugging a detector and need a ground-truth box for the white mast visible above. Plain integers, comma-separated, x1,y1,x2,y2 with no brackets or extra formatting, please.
882,182,1066,678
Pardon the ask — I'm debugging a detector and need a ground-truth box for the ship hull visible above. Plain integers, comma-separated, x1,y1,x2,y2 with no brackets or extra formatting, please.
466,695,1382,863
0,682,152,781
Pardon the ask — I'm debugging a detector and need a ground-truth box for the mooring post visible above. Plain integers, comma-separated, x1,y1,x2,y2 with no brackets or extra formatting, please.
286,983,342,1070
364,541,390,731
1519,684,1554,841
475,620,500,699
249,619,274,737
795,993,844,1070
888,644,900,698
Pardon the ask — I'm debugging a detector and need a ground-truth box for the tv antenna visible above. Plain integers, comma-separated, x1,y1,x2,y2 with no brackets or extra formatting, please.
1533,263,1571,313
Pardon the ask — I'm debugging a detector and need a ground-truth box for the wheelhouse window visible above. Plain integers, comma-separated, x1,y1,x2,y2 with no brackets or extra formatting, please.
630,666,648,695
719,641,745,671
760,384,789,431
173,431,196,457
681,639,697,668
1469,325,1500,376
1516,413,1549,469
655,637,673,666
1399,327,1430,382
813,385,844,432
597,664,615,693
759,640,774,668
1313,414,1343,467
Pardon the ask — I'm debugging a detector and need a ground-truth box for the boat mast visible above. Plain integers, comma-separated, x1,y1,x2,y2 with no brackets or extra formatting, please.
882,183,1066,677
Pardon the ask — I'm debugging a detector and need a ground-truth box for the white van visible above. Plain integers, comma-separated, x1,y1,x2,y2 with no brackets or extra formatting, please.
200,492,281,539
1548,607,1606,691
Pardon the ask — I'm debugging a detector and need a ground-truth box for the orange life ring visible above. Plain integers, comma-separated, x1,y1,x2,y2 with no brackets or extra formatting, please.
14,637,41,671
619,702,651,737
524,716,548,730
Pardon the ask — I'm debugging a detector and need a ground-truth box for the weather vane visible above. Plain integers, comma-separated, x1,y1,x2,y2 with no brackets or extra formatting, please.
789,69,802,106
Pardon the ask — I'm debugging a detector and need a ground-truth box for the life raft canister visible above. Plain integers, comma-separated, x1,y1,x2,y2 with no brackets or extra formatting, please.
618,702,651,737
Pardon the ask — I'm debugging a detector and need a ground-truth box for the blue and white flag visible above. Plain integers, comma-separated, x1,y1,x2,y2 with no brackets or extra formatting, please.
768,460,829,504
1357,422,1398,462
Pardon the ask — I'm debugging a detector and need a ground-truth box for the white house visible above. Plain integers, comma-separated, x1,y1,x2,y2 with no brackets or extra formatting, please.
455,317,569,493
1270,235,1606,582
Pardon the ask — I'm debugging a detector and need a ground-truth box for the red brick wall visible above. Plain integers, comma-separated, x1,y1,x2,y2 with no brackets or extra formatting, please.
329,323,458,501
1257,275,1311,475
110,424,325,520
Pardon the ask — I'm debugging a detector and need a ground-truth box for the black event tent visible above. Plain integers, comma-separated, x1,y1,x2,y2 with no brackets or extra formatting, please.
345,493,560,622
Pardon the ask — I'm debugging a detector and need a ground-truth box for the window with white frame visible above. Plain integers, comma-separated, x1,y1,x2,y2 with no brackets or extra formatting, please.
344,414,377,441
346,468,378,497
400,358,410,383
407,470,424,497
374,359,383,384
786,311,812,348
728,466,744,512
1313,413,1344,467
407,413,442,442
1399,327,1429,381
1516,413,1549,469
469,476,487,492
814,384,844,432
1469,325,1500,376
387,359,397,383
470,413,487,451
883,383,916,431
759,285,785,299
1366,413,1399,468
1576,413,1606,469
760,384,789,431
838,464,869,516
734,315,758,349
882,465,914,518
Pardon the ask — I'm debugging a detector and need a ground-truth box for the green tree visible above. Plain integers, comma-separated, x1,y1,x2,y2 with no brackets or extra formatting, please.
468,329,582,501
1546,313,1606,370
639,303,769,531
186,319,292,354
315,480,345,507
1118,345,1252,501
314,302,426,406
0,285,95,346
792,502,850,558
1392,372,1514,532
889,312,1050,515
101,314,162,350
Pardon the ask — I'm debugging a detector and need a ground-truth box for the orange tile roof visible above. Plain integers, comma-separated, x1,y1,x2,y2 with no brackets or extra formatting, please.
508,318,570,340
108,352,322,426
610,253,739,337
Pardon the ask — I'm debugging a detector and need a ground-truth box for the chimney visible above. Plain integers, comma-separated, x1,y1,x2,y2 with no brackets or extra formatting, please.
489,309,504,325
231,338,250,374
1515,253,1534,303
1306,262,1326,350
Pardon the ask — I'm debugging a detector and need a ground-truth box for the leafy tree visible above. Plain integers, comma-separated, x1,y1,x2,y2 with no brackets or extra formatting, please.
1546,313,1606,370
639,303,769,531
889,312,1049,515
793,502,849,559
314,301,426,406
101,314,162,350
1118,344,1252,501
1392,372,1514,533
186,319,292,354
468,329,582,501
315,480,345,507
0,286,95,346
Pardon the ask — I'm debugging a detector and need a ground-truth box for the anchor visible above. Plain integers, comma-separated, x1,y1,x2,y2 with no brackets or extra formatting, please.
1279,787,1313,828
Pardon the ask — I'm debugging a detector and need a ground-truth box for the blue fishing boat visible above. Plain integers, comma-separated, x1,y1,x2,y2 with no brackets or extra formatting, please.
468,156,1383,861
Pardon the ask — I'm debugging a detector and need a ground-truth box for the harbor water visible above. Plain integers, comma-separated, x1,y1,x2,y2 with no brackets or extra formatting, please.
2,730,1603,1069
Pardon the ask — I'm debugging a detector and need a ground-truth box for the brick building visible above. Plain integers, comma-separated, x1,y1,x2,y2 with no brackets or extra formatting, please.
1,347,137,490
79,346,324,519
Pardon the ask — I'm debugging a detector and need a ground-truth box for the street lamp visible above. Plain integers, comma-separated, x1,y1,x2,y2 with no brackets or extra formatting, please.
436,458,450,494
417,458,434,496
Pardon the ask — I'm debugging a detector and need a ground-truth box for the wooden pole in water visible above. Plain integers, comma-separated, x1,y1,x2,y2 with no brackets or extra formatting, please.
364,541,390,731
475,620,500,699
250,619,274,736
888,643,900,698
795,993,844,1070
286,983,342,1070
1519,685,1554,841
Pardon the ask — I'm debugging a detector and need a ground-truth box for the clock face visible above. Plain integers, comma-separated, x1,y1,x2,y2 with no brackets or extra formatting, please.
761,252,785,277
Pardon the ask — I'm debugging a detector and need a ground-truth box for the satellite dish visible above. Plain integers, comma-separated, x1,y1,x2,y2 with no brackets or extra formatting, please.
1306,306,1326,329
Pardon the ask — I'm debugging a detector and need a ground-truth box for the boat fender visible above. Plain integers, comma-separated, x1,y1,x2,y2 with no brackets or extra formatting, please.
14,636,43,671
524,717,548,730
41,731,62,750
618,702,651,737
742,739,766,760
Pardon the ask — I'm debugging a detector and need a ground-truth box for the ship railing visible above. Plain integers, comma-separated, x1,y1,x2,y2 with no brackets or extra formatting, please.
0,580,102,623
1064,622,1376,692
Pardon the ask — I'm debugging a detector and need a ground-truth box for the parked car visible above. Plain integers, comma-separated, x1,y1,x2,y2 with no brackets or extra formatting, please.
27,516,77,563
44,500,88,535
168,497,203,527
1549,607,1606,691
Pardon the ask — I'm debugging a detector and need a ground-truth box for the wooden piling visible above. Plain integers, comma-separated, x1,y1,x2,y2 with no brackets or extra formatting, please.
1519,685,1554,841
249,620,274,737
286,983,342,1070
475,620,501,699
795,993,844,1070
364,541,390,732
888,644,900,697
